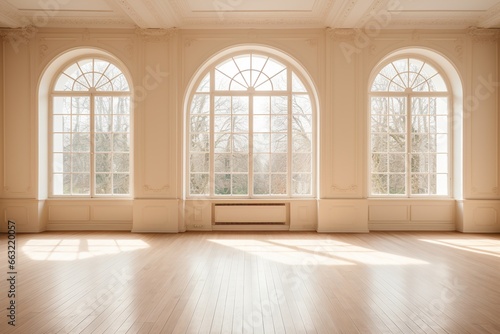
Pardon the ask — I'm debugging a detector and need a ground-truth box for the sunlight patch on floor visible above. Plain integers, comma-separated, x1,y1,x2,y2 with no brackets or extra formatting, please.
22,238,150,261
420,238,500,257
209,239,428,265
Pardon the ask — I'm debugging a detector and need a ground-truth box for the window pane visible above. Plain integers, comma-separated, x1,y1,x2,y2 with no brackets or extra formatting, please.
253,154,269,173
96,174,112,194
190,153,209,172
215,154,230,173
271,154,287,173
388,134,405,152
95,96,112,114
253,134,270,153
190,174,209,195
292,94,311,114
372,154,388,173
293,153,311,173
113,133,130,152
95,115,112,132
72,133,90,152
215,174,231,195
192,94,210,114
389,174,405,194
293,133,311,153
214,116,231,132
254,115,270,132
191,115,209,133
254,174,269,195
215,134,231,153
113,174,129,194
72,174,90,195
388,154,405,173
113,153,129,173
232,154,248,173
191,133,209,152
411,174,428,194
233,134,248,153
272,116,288,132
232,174,248,195
271,174,287,194
271,96,287,114
214,96,230,114
96,153,112,173
271,134,287,153
95,133,112,152
72,153,90,173
292,115,312,133
254,96,270,114
53,115,71,132
114,97,130,114
233,96,249,114
113,115,130,132
233,115,248,132
196,73,210,92
292,174,311,195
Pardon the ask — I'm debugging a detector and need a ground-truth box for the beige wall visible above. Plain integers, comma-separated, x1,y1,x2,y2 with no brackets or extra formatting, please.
1,27,499,233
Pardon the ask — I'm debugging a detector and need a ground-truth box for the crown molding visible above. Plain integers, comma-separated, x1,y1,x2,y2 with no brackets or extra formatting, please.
135,28,177,41
0,25,38,49
326,27,358,41
467,27,500,43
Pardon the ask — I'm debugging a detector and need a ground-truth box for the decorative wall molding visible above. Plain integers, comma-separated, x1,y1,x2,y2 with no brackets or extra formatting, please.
331,184,358,193
454,38,464,60
135,28,177,42
143,184,170,192
326,27,357,41
467,27,500,43
0,25,37,48
39,42,49,61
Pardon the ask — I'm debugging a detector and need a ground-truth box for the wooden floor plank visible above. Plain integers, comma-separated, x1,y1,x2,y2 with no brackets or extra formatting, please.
0,231,499,334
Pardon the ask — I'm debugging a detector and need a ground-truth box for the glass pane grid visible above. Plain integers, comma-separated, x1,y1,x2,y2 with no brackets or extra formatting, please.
370,64,449,197
188,54,314,198
52,59,131,197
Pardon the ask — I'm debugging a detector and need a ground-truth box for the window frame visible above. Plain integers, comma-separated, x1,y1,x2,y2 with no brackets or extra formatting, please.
48,55,133,198
368,55,453,198
186,51,317,199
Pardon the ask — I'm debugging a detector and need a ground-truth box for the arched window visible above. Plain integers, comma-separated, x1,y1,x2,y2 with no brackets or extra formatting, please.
369,57,450,196
187,52,315,197
51,57,131,196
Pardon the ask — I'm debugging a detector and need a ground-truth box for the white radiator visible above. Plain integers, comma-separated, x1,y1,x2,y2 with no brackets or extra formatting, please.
214,203,287,224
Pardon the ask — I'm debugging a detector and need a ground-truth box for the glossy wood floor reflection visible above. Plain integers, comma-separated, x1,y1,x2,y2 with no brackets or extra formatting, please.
1,231,500,333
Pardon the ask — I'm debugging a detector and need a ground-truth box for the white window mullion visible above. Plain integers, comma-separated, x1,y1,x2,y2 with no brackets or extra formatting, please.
90,94,95,196
406,94,411,197
287,69,293,197
249,93,254,198
210,69,215,197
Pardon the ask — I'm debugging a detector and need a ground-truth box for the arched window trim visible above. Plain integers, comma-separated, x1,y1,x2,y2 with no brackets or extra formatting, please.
186,50,317,199
49,55,133,198
368,54,453,198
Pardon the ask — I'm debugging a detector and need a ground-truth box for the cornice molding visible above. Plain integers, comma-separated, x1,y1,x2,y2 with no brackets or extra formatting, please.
0,25,38,50
135,28,177,42
326,27,358,41
467,27,500,43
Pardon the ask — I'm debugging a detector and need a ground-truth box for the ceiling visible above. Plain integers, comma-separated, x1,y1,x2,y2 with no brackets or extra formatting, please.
1,0,500,30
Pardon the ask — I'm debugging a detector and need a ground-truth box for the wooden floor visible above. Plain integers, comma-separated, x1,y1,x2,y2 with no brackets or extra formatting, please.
1,231,499,333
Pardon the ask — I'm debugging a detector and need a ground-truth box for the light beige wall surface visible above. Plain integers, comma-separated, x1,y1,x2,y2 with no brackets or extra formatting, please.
1,27,499,232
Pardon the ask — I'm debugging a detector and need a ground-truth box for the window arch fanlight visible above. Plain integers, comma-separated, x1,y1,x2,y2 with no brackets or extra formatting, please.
369,56,451,197
51,57,132,196
187,51,316,198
